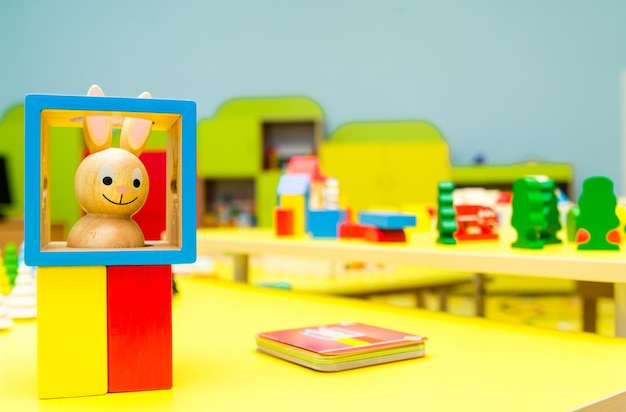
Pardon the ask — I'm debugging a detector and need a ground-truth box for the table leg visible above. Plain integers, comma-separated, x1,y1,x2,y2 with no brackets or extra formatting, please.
614,283,626,338
473,273,486,318
232,253,249,283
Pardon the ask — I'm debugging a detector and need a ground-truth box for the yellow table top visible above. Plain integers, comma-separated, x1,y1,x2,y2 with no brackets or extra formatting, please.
2,276,626,411
197,228,626,283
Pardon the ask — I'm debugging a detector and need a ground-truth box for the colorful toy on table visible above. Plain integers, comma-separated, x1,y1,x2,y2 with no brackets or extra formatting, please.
576,176,620,250
3,242,18,287
510,177,546,249
539,179,563,244
274,156,347,239
358,211,416,243
566,205,579,242
454,205,499,241
24,85,197,399
275,174,309,237
436,181,457,245
67,85,151,248
6,263,36,319
338,208,369,238
274,207,295,236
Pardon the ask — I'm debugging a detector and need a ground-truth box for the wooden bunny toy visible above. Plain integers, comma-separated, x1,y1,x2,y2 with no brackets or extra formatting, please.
67,85,153,248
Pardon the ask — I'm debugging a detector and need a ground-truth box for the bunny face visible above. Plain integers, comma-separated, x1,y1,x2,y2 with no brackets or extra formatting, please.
74,148,149,217
67,84,154,248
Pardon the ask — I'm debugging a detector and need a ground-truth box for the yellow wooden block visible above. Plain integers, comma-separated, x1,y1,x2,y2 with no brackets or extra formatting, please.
280,195,306,237
37,266,108,398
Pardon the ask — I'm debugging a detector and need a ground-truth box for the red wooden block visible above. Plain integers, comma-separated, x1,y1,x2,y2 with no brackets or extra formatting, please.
363,227,406,243
107,265,172,393
338,222,368,238
133,151,167,240
275,207,294,236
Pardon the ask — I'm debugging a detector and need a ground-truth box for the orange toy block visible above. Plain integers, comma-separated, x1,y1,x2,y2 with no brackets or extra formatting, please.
275,207,294,236
363,227,406,243
107,264,173,393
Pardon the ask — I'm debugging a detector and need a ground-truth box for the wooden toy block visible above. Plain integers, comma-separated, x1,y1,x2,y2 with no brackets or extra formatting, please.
133,151,168,241
107,264,173,392
338,222,368,238
276,174,310,196
286,156,326,182
308,209,346,238
38,266,108,399
437,181,457,245
576,176,620,251
566,205,580,242
24,90,197,267
275,207,294,236
454,205,499,241
510,177,545,249
363,227,406,243
539,180,563,244
280,195,306,237
358,211,417,230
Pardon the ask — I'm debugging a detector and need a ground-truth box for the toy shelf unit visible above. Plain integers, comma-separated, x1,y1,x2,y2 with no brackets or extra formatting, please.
262,119,323,171
200,177,256,228
24,93,197,267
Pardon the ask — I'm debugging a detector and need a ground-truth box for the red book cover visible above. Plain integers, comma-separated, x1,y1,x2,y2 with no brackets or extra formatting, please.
258,322,426,356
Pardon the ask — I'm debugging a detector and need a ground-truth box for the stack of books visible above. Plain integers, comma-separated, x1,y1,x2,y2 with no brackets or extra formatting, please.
255,322,427,372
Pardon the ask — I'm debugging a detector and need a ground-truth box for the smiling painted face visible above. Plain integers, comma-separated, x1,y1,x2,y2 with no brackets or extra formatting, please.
74,147,149,217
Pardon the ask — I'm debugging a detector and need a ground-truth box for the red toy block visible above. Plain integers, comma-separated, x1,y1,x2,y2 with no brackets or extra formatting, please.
133,151,167,240
338,222,368,238
275,207,294,236
363,227,406,242
107,264,172,393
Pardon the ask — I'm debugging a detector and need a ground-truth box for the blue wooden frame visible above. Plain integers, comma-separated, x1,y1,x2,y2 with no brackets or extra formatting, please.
24,93,197,266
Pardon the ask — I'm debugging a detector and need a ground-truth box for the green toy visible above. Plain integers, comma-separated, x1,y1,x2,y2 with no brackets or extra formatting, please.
3,242,18,287
539,180,562,244
511,177,546,249
576,176,620,251
436,181,457,245
566,205,580,242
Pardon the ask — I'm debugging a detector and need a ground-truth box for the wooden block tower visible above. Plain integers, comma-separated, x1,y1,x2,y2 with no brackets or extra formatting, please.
24,86,196,398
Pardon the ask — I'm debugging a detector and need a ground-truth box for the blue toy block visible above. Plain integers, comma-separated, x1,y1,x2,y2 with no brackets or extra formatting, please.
308,210,346,238
277,174,310,196
24,93,197,267
358,211,417,230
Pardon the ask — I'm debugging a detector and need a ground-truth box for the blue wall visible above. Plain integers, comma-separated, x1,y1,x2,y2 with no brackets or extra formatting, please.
1,0,625,196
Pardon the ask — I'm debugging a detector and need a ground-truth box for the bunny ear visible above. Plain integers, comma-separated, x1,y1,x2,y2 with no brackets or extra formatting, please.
120,91,152,157
83,85,112,153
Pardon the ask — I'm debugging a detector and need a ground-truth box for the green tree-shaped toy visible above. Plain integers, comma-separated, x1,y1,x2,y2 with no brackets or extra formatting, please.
3,243,18,288
436,181,457,245
576,176,620,251
539,180,562,244
511,177,546,249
